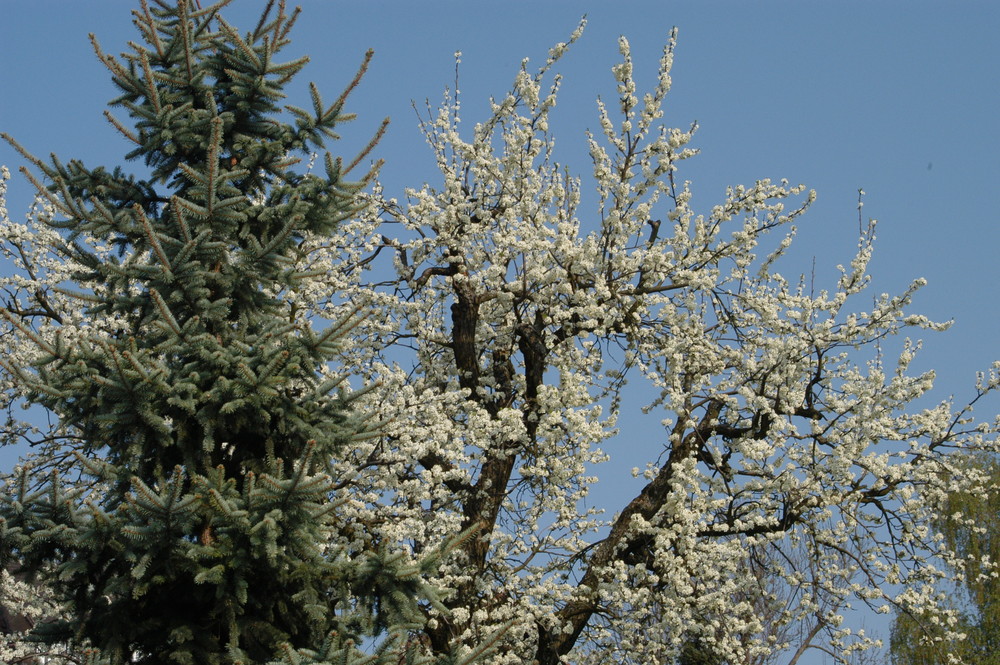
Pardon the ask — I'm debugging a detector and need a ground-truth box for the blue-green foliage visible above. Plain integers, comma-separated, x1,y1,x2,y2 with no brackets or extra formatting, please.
0,2,473,663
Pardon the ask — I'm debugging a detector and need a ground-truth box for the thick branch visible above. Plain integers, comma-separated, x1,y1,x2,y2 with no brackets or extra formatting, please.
535,401,722,665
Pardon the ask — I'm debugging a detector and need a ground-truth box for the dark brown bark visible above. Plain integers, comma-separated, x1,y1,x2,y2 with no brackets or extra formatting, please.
534,402,721,665
451,279,480,395
426,276,557,655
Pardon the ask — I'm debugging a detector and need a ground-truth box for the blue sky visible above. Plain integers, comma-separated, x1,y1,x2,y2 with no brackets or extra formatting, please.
2,2,999,661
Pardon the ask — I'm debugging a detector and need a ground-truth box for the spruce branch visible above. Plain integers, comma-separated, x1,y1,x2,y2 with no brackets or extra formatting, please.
148,288,183,337
135,1,166,58
88,34,139,98
310,302,369,355
134,203,173,274
215,18,263,71
169,196,194,242
104,110,143,146
344,118,389,178
137,49,163,114
326,50,375,127
1,133,48,172
174,0,196,83
204,116,224,214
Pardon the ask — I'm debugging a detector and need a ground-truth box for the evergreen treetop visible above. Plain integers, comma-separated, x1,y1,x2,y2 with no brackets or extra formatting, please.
0,2,481,664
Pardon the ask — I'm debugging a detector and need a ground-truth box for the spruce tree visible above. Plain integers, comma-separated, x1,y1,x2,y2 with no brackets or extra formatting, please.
0,2,476,664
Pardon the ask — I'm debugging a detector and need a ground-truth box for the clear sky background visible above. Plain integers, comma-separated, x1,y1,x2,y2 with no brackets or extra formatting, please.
1,2,999,663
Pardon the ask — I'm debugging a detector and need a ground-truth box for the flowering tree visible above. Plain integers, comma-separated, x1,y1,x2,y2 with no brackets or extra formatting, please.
2,9,998,665
321,24,998,665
